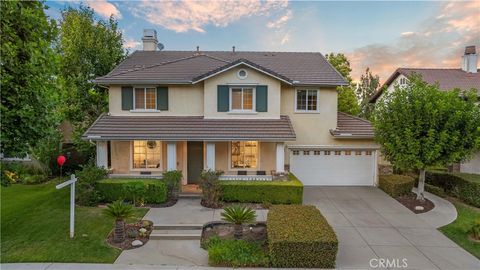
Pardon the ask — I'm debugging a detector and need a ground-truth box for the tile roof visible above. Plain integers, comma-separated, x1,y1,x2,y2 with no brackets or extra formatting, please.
95,50,348,86
83,114,296,141
330,112,374,138
370,68,480,102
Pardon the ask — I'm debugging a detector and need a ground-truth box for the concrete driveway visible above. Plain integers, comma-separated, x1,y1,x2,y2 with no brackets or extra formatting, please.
304,186,479,270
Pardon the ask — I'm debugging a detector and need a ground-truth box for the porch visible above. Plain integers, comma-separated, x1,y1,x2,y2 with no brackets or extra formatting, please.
95,140,286,184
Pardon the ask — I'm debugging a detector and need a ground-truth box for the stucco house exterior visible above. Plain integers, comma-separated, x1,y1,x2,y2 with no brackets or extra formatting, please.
84,29,378,186
369,46,480,174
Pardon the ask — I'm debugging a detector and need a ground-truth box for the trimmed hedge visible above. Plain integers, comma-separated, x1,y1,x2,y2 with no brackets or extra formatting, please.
267,205,338,268
97,179,167,204
426,171,480,207
379,174,414,198
219,173,303,204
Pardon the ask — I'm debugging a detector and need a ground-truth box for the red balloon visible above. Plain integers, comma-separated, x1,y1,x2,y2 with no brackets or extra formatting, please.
57,155,66,166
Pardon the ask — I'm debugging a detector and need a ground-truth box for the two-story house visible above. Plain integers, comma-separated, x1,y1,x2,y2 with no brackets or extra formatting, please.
84,29,378,186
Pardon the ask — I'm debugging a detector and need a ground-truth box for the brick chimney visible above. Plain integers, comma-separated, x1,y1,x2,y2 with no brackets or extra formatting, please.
462,45,477,73
142,29,158,51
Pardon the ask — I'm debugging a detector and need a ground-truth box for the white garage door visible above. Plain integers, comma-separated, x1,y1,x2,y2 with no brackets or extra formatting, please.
290,149,376,186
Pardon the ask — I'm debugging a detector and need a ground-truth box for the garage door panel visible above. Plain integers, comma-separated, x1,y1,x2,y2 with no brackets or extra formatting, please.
290,151,375,186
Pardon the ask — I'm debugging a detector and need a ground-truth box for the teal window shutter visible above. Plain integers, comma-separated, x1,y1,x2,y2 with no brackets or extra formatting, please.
121,86,133,110
256,85,268,112
217,85,229,112
157,86,169,110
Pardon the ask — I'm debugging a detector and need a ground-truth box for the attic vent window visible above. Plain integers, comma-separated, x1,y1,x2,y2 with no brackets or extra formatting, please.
237,69,248,79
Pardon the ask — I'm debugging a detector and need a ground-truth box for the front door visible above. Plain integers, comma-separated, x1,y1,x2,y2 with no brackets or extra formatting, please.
187,142,204,184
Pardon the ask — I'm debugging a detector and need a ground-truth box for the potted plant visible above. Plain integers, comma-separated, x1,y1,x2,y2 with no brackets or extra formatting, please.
221,205,256,239
104,200,134,243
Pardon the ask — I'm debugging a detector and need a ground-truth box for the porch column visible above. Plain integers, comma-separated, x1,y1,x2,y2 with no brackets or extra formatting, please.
167,142,177,171
96,141,108,168
276,142,285,173
206,142,215,170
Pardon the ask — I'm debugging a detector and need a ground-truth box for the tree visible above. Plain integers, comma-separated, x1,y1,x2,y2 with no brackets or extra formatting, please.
357,68,380,120
104,200,134,243
58,6,126,156
221,205,257,239
0,0,60,157
325,53,360,116
373,75,480,200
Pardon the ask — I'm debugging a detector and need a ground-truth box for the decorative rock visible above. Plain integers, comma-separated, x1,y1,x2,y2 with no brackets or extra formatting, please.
131,240,143,247
415,206,425,211
139,228,147,233
82,234,88,238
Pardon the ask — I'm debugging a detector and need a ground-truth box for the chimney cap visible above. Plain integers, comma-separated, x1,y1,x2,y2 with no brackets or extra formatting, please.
465,46,476,55
143,29,157,40
232,46,235,52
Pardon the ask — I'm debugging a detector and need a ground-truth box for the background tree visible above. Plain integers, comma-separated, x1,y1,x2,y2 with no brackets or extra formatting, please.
58,6,126,156
357,68,380,120
373,75,480,200
325,53,360,116
0,0,60,157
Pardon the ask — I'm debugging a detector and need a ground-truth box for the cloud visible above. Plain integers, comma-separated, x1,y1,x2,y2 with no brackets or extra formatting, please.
348,1,480,82
85,0,122,19
123,38,141,50
267,9,293,29
128,0,289,33
280,32,290,45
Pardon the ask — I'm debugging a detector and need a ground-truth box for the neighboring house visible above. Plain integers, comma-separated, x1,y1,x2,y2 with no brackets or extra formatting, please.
84,29,377,186
370,46,480,174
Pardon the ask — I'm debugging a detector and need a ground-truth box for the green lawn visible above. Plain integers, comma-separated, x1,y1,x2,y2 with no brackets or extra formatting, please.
439,200,480,259
1,180,148,263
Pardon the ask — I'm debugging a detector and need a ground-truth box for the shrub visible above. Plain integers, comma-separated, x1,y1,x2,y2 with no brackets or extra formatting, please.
163,170,183,198
426,171,480,207
468,219,480,240
1,161,48,185
200,170,224,208
220,173,303,204
74,164,107,206
267,205,338,268
206,236,269,267
97,179,167,204
424,183,446,197
378,174,414,198
23,174,48,185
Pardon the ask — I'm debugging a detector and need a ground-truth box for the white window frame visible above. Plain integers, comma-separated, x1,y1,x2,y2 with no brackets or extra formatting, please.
132,87,158,112
237,69,248,80
229,86,256,112
129,140,163,171
228,141,260,171
294,89,320,113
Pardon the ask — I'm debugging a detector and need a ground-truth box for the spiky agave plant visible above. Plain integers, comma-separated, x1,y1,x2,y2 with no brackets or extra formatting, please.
221,205,256,239
104,200,135,243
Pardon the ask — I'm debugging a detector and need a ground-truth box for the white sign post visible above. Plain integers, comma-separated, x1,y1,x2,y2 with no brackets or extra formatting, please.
56,174,77,239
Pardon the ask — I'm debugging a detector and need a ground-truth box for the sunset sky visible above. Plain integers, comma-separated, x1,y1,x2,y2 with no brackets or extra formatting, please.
45,0,480,82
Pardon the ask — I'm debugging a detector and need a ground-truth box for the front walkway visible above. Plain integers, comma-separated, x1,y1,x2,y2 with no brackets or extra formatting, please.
413,187,458,228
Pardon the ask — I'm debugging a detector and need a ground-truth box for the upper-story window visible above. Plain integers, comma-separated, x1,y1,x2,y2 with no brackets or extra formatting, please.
399,77,408,87
134,87,156,110
295,89,319,112
230,87,255,111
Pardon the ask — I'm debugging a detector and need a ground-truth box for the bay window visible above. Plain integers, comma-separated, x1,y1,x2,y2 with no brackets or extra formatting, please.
132,140,161,169
231,141,258,169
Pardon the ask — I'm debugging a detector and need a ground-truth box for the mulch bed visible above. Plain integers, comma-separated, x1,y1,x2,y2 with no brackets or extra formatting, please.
397,194,435,214
106,220,153,250
201,222,267,248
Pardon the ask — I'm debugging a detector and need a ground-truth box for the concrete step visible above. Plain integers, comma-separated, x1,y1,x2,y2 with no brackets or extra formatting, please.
153,224,203,230
150,229,202,240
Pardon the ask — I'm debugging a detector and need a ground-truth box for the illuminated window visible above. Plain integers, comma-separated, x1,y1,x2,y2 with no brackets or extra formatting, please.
132,140,161,169
230,87,254,111
324,151,331,155
345,150,351,155
296,89,319,112
231,141,258,168
134,87,156,110
335,151,341,155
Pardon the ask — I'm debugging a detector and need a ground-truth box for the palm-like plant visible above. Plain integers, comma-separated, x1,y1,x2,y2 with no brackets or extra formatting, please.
221,205,256,239
104,200,135,243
